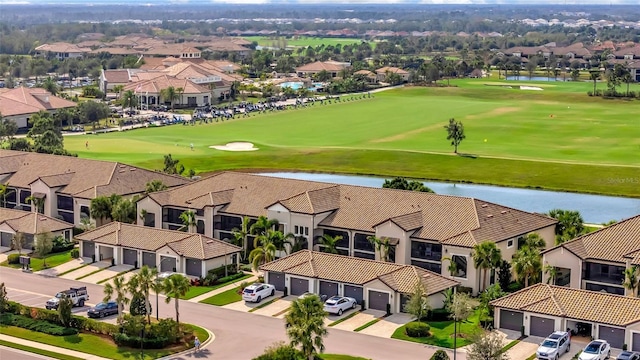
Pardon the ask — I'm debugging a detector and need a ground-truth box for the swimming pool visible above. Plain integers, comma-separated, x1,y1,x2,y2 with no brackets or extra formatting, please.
279,82,304,90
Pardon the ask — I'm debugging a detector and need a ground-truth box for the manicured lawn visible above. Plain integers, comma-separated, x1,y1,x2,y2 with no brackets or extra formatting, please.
64,78,640,197
0,339,83,360
1,250,74,272
181,273,252,300
391,310,482,348
199,286,244,306
0,323,208,360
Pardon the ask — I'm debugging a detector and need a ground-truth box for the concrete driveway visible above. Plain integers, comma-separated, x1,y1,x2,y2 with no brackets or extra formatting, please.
251,297,292,318
79,264,134,284
36,257,89,277
222,291,282,312
331,309,386,332
59,261,111,280
358,313,413,338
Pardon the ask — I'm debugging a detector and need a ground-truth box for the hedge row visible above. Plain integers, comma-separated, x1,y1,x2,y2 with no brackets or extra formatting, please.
0,313,78,336
113,333,172,349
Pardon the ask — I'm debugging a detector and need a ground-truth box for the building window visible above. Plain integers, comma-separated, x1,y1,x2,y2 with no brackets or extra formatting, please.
196,220,205,234
80,206,90,219
1,187,17,208
19,190,31,209
410,241,442,262
353,233,374,252
143,212,155,227
320,229,349,249
162,207,184,226
451,255,468,279
353,251,375,260
411,260,442,273
507,240,514,248
57,195,73,211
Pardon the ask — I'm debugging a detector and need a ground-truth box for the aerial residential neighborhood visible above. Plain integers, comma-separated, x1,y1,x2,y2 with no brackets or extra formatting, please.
0,2,639,360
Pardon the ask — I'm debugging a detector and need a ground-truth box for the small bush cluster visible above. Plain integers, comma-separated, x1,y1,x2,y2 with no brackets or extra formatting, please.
405,322,430,337
51,236,75,253
455,286,473,295
430,350,450,360
70,248,80,258
7,253,20,264
191,265,242,287
113,315,181,349
0,313,77,336
252,342,305,360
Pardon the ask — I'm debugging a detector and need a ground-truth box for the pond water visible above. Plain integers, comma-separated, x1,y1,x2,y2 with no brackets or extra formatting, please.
258,172,640,224
505,76,570,82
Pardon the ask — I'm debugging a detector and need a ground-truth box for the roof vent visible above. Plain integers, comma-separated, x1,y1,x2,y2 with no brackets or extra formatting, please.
501,210,508,214
206,240,214,244
486,214,493,218
481,204,488,208
130,168,136,171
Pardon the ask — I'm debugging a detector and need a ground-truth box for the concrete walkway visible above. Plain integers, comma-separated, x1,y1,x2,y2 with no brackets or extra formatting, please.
0,334,112,360
36,257,91,277
188,274,258,303
331,309,384,331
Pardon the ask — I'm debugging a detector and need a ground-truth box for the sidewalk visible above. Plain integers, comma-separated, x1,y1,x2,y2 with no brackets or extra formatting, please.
188,274,258,303
0,334,112,360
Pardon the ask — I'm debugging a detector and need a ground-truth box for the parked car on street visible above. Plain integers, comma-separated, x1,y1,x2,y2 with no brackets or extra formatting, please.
242,283,275,303
323,296,357,315
536,331,571,360
157,272,187,280
578,340,611,360
46,287,89,310
617,352,640,360
87,301,118,318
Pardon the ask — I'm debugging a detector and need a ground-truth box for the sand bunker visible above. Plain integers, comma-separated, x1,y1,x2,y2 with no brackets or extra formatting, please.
520,86,543,91
210,142,259,151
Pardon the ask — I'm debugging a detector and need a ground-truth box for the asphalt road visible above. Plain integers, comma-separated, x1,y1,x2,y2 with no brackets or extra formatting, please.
0,267,463,360
0,346,52,360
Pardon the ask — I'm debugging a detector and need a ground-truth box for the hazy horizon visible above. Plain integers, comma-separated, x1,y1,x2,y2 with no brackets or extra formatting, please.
0,0,638,5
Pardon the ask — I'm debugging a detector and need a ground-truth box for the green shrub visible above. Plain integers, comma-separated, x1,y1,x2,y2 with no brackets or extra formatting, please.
70,248,80,258
427,308,451,322
405,322,430,337
113,333,171,349
507,282,523,292
240,264,253,272
253,342,305,360
130,293,150,316
455,286,473,295
207,264,237,278
51,236,74,253
7,254,20,264
217,272,246,284
430,350,450,360
1,313,78,336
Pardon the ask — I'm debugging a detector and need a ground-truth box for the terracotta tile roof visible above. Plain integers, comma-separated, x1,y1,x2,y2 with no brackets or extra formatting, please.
35,42,90,54
91,47,139,56
354,70,376,78
151,172,556,244
0,87,76,117
543,215,640,264
0,208,73,234
76,222,240,259
261,250,458,294
185,189,235,209
277,186,341,214
490,284,640,327
376,67,409,75
102,70,132,84
0,150,189,199
204,40,250,52
122,75,210,95
296,61,348,73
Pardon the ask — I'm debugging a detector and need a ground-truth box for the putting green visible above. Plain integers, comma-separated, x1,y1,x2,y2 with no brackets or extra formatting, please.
65,78,640,197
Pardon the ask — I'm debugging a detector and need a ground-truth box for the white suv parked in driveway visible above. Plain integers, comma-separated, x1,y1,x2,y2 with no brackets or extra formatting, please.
537,331,571,360
242,283,275,303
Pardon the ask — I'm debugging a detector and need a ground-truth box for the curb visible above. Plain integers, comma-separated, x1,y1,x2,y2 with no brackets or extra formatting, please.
157,327,215,360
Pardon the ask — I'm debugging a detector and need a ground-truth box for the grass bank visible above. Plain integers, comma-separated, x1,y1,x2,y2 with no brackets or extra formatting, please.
391,310,481,348
1,250,74,272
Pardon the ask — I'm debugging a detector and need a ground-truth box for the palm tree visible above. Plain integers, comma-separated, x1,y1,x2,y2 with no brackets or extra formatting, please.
259,229,294,255
122,90,137,112
145,180,167,194
25,195,44,214
367,235,392,262
0,183,15,208
543,263,557,285
285,296,328,360
160,86,178,112
250,216,279,237
319,234,342,254
290,236,308,254
113,85,124,99
442,256,458,277
589,69,601,95
103,275,129,324
472,241,502,292
622,266,639,297
90,196,113,227
232,216,252,262
111,198,136,224
162,274,191,326
248,237,277,272
520,232,546,251
41,77,59,96
175,87,184,107
129,266,158,324
178,210,196,232
512,246,542,287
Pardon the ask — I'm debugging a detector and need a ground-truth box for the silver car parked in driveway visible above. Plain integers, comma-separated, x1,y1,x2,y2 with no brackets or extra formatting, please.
537,331,571,360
